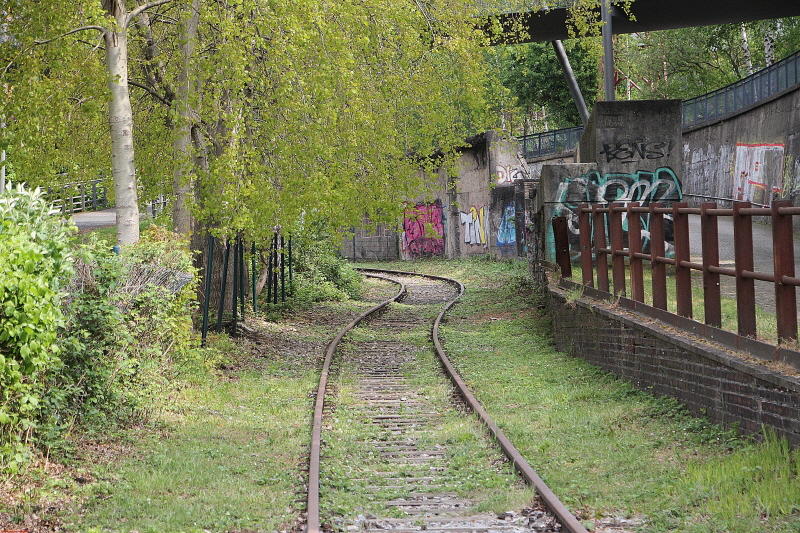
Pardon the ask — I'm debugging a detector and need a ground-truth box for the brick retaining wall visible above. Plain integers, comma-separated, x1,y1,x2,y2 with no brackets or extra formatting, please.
549,285,800,446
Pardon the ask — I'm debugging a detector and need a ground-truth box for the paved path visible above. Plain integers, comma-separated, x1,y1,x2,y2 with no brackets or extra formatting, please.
687,214,800,316
70,208,116,233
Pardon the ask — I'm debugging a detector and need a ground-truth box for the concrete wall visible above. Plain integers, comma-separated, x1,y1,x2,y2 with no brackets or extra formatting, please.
536,163,597,261
549,284,800,446
578,99,683,180
341,221,399,261
348,131,533,261
682,85,800,209
530,100,684,262
527,151,575,180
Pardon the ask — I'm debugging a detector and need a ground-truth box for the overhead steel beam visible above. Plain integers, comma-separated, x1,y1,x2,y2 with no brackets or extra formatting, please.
488,0,800,44
551,40,590,124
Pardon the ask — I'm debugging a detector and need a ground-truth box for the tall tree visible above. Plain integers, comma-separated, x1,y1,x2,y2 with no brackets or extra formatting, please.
3,0,174,245
615,18,800,101
3,0,500,250
496,39,598,130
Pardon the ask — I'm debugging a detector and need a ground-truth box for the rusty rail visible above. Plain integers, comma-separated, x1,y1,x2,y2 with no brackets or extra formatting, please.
556,199,800,356
307,269,590,533
306,273,406,533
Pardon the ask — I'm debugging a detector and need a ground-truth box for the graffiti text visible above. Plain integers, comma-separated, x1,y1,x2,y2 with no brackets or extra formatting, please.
402,200,444,258
460,206,487,247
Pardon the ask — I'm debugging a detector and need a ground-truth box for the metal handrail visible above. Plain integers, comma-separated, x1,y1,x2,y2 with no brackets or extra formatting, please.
682,49,800,129
519,50,800,157
518,126,584,159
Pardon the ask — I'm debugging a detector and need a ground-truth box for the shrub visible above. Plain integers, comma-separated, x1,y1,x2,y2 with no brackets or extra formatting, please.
0,183,75,473
42,226,198,447
287,237,362,307
0,185,198,474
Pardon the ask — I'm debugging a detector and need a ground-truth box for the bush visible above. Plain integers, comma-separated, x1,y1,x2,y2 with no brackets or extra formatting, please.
42,226,198,446
288,238,362,307
0,183,198,474
0,183,75,473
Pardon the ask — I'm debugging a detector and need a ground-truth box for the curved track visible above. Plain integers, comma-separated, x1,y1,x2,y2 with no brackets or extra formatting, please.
306,270,588,533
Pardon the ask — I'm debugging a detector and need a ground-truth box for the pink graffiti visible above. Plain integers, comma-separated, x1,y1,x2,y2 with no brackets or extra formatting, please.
402,201,444,257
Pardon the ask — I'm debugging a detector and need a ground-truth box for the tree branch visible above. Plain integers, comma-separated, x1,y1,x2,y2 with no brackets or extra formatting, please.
34,26,107,45
126,0,175,27
129,80,171,107
413,0,436,39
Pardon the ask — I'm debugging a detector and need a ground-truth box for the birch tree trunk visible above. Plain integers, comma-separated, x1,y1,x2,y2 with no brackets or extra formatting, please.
105,25,140,245
764,21,777,67
173,0,200,235
741,23,754,76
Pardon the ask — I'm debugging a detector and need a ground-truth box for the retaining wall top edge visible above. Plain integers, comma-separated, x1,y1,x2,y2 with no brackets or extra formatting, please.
549,283,800,394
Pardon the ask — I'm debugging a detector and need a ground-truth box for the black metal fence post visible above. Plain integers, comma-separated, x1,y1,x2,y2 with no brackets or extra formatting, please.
239,236,245,317
281,235,286,302
252,242,257,313
232,237,239,335
201,235,215,346
266,236,274,305
289,236,293,294
216,240,231,333
272,232,279,305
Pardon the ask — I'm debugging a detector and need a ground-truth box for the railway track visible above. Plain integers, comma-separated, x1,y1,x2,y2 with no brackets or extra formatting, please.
306,270,589,533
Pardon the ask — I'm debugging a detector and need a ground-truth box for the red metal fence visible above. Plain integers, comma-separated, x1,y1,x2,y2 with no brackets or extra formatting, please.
554,200,800,345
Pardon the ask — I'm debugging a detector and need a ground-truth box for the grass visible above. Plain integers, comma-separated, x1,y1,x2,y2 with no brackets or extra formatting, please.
58,299,375,533
10,257,797,532
686,429,800,531
358,258,800,533
593,263,783,345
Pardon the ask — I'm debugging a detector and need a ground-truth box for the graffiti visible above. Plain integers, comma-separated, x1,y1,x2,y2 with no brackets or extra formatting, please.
460,206,487,247
550,166,682,258
402,200,444,258
599,140,673,164
782,155,800,198
496,164,526,185
733,143,785,205
496,201,516,256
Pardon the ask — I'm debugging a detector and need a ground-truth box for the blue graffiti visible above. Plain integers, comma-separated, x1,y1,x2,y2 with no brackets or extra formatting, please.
497,201,517,255
550,167,682,259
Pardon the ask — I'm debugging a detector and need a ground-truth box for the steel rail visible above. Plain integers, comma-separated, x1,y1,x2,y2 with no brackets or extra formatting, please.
306,273,406,533
358,268,589,533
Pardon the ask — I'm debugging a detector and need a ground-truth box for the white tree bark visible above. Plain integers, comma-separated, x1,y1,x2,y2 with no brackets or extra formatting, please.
105,25,140,245
741,23,754,76
764,21,777,67
173,0,200,235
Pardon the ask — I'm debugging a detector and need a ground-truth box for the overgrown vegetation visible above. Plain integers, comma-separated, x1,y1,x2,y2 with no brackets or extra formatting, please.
0,184,199,477
291,239,362,306
359,259,800,533
5,246,799,532
258,232,363,314
0,184,75,474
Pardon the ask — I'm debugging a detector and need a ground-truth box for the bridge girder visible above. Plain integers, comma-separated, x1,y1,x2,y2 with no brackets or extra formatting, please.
491,0,800,44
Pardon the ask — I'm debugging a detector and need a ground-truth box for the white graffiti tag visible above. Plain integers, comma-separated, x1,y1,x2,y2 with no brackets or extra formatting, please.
460,206,487,246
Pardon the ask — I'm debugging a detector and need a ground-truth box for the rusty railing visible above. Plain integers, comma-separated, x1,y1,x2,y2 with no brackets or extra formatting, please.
554,200,800,350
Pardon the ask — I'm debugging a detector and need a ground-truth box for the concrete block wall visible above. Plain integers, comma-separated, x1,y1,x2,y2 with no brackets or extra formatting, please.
345,131,533,261
549,285,800,445
341,221,399,261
